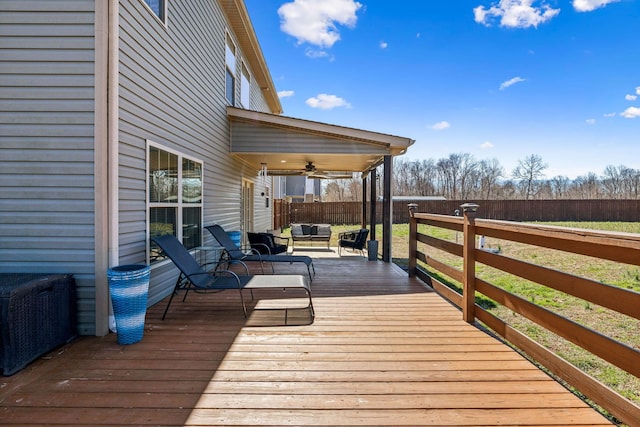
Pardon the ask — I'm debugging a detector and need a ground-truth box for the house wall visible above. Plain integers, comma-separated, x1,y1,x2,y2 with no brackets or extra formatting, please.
117,0,273,308
0,0,274,335
0,0,99,335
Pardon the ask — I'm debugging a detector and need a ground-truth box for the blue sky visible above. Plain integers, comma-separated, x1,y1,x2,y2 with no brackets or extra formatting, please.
244,0,639,179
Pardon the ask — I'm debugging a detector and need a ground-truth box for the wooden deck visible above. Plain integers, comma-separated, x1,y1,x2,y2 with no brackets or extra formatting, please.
0,254,613,426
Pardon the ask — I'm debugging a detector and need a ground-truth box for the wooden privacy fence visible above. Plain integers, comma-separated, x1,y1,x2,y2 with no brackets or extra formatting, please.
273,199,290,230
288,201,361,225
407,204,640,426
280,199,640,225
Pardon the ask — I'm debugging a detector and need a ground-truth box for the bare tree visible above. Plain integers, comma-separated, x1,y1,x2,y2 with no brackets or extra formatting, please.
435,156,455,199
602,165,624,199
324,180,348,201
537,180,554,199
550,175,570,199
478,158,503,199
435,153,478,199
458,154,479,199
378,153,640,202
414,159,438,196
512,154,547,200
497,179,518,199
347,179,363,201
620,166,640,199
570,172,601,199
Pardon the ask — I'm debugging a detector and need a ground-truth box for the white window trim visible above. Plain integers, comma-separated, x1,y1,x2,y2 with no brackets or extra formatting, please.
139,0,168,26
225,31,237,105
240,61,251,108
146,140,203,265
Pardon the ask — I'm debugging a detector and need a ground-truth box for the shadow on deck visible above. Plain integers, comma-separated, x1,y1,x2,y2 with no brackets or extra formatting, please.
0,257,613,426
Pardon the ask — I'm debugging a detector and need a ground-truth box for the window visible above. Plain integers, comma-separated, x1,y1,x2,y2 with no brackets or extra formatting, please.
240,63,251,108
143,0,166,22
225,33,236,105
148,143,203,263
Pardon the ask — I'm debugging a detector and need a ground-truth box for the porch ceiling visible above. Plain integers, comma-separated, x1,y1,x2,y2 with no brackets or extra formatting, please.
227,107,415,177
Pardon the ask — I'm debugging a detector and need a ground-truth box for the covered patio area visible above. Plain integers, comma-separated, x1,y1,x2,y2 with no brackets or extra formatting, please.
0,257,612,426
228,106,415,262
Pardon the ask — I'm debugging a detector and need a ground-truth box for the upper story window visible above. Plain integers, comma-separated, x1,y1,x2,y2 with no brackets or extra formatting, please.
143,0,166,23
240,62,251,108
148,143,203,264
225,33,236,105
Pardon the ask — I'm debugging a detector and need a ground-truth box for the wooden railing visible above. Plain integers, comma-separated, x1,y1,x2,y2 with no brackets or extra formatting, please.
408,204,640,426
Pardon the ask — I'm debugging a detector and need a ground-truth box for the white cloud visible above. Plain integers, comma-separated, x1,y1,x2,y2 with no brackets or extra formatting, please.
306,94,352,110
573,0,620,12
305,48,331,59
586,118,596,125
380,41,388,49
278,90,295,99
474,0,560,28
621,107,640,119
603,112,616,118
636,86,640,96
431,121,451,130
480,141,494,149
626,94,638,101
499,76,526,90
278,0,363,48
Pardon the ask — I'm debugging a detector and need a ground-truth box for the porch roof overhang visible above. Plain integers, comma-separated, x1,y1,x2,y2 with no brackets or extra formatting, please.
227,107,415,177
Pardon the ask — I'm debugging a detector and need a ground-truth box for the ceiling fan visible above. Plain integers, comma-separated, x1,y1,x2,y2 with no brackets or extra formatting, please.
303,162,354,179
268,161,354,179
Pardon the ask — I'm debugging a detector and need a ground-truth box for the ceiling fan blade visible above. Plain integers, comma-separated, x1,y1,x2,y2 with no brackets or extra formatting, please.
267,170,304,176
308,171,355,179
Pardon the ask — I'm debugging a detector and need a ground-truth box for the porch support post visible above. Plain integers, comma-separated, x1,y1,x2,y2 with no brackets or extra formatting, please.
369,168,377,240
361,174,367,229
461,203,479,323
382,155,392,262
408,204,418,277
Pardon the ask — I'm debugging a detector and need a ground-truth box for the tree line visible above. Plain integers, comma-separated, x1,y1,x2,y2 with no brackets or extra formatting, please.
323,153,640,201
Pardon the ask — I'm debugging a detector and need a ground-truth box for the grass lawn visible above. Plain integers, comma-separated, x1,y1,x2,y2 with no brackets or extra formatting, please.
282,222,640,410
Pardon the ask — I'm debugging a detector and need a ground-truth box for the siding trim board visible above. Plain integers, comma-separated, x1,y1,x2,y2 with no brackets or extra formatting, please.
105,0,121,337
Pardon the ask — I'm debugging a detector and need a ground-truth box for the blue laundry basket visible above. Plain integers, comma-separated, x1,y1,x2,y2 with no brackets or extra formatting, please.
227,230,242,248
107,264,150,345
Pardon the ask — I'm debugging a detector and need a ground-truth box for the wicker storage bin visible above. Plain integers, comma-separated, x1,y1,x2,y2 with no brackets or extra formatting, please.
0,273,77,375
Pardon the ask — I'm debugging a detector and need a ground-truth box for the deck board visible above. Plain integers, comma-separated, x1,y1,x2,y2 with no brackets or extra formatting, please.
0,256,613,426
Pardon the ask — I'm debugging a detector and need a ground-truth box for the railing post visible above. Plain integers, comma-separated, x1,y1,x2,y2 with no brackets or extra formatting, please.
408,203,418,277
461,203,479,323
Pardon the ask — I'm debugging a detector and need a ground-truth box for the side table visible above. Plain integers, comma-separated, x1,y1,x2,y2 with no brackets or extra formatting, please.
195,245,224,270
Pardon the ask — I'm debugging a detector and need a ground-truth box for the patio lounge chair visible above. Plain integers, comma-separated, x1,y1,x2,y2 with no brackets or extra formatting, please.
151,234,313,320
338,228,369,256
206,225,315,281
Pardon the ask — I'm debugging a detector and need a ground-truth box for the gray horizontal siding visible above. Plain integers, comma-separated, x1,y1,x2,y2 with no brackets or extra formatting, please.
231,122,391,155
0,0,97,334
117,0,274,304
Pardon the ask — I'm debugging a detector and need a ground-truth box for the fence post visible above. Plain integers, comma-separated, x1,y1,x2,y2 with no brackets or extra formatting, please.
461,203,479,323
408,203,418,277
